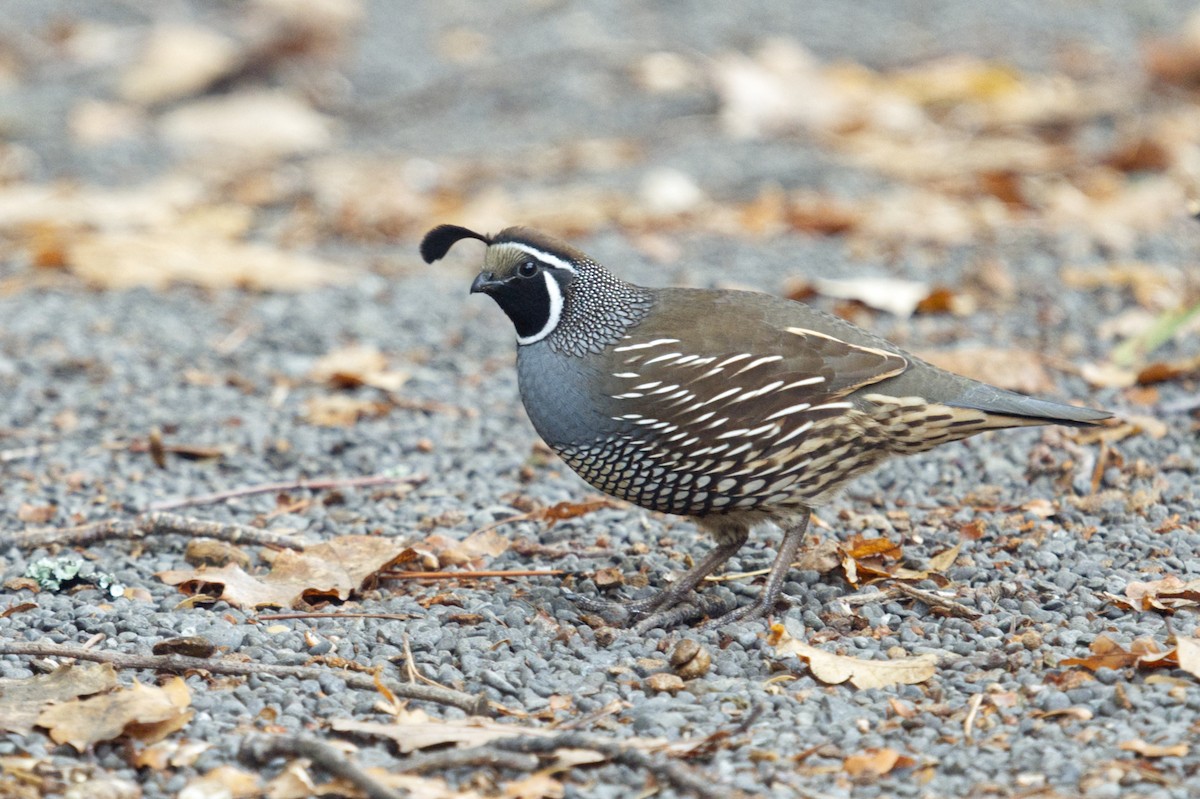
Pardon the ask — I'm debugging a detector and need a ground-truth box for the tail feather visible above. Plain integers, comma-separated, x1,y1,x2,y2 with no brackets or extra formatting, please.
947,384,1111,427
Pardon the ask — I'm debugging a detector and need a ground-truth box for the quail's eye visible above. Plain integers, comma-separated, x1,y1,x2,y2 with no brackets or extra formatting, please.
518,261,539,278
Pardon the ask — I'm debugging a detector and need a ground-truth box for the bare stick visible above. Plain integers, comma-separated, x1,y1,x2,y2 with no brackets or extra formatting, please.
382,569,566,580
398,745,540,774
256,612,416,622
488,732,734,799
240,734,404,799
151,474,426,512
0,642,488,716
890,582,981,619
5,512,307,551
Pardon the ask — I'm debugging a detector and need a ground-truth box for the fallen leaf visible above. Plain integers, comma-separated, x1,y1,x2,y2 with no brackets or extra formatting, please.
770,623,937,689
309,344,409,392
0,664,118,735
926,544,962,573
120,23,241,106
812,276,931,318
301,395,392,427
1123,576,1200,612
1175,636,1200,679
17,504,55,524
158,535,414,609
68,229,353,292
502,773,564,799
422,529,511,568
159,90,333,156
846,536,902,561
843,747,915,778
1061,634,1172,672
179,765,260,799
1119,739,1189,758
37,677,192,751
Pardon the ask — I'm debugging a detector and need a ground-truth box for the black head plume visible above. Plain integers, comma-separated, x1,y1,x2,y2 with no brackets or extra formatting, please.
420,225,492,263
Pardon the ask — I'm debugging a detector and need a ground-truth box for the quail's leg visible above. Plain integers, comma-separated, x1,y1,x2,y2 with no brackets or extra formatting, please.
700,512,810,630
569,528,749,624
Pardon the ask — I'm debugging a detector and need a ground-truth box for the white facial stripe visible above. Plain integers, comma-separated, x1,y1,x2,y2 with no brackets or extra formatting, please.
501,242,578,273
516,271,563,346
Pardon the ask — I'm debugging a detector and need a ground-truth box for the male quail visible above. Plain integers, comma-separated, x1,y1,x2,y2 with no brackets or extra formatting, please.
421,224,1111,632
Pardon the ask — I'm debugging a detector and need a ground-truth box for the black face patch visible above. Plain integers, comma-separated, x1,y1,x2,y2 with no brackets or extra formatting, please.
489,272,554,341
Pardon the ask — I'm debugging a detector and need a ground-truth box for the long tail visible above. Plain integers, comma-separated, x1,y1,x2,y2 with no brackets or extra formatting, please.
947,383,1112,428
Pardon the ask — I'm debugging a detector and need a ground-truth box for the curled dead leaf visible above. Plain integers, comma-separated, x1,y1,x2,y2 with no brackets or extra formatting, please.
843,747,915,778
36,678,192,751
1122,575,1200,612
158,535,413,609
309,344,409,392
0,664,118,736
770,623,937,689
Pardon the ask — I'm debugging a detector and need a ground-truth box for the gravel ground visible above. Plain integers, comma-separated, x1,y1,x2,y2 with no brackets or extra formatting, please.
2,2,1200,798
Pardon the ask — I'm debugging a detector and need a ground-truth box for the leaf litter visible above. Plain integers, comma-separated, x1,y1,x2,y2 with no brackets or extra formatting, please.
769,623,937,689
158,534,414,609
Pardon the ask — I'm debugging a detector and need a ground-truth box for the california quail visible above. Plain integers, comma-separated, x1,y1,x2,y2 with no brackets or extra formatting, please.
421,224,1111,632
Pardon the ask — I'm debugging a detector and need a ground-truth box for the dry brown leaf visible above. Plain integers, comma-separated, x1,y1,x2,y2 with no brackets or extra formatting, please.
301,395,392,427
770,623,937,689
926,544,962,574
502,773,564,799
918,347,1054,394
0,178,206,233
159,90,333,156
1061,634,1174,672
846,536,902,561
36,677,192,751
180,765,261,799
1059,262,1180,310
17,504,55,524
133,739,211,770
158,535,413,609
0,664,118,735
309,344,409,392
67,229,352,292
843,747,915,778
1079,361,1138,389
120,24,241,106
1123,576,1200,612
422,529,511,568
1175,636,1200,679
812,276,931,318
1119,739,1189,758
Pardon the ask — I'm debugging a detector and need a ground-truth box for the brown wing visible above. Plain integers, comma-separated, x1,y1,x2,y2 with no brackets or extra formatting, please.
595,288,908,436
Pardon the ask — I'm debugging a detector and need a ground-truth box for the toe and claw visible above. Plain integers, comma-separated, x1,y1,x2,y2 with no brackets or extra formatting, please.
569,515,810,634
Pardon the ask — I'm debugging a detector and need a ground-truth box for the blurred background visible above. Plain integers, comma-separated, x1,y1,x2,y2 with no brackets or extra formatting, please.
3,1,1199,294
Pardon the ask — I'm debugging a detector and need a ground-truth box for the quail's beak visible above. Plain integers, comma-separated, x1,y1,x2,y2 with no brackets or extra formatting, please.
470,271,504,295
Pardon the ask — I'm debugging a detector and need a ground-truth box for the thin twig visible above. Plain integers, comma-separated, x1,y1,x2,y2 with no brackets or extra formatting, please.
240,734,403,799
151,474,427,512
963,693,984,743
488,732,736,799
0,642,489,716
256,612,416,622
890,582,981,619
382,569,565,580
5,512,307,551
398,745,540,774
